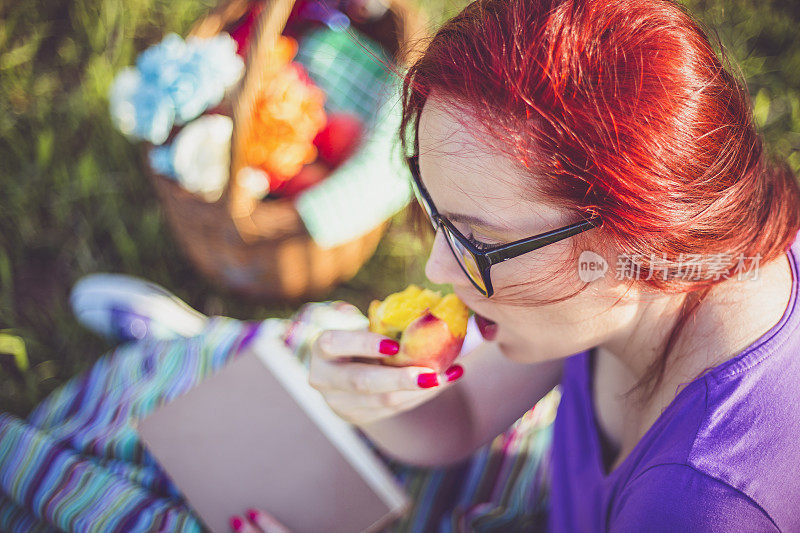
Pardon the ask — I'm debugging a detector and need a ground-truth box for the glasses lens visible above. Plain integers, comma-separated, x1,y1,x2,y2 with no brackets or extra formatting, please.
442,224,488,294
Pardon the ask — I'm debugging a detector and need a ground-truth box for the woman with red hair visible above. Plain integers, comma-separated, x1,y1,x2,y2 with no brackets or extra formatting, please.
262,0,800,530
1,0,797,530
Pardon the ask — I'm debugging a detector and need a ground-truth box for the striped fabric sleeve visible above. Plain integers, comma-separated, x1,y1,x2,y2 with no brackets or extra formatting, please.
0,316,256,532
0,413,204,532
0,304,558,532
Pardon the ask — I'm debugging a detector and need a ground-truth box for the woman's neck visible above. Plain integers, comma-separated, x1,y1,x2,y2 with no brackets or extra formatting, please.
598,253,793,405
590,253,792,470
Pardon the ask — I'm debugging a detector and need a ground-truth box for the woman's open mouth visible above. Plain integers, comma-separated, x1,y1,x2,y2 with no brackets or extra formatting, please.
474,313,498,340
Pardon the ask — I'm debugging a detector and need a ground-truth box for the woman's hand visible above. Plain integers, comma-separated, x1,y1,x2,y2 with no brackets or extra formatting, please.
230,509,291,533
308,329,464,426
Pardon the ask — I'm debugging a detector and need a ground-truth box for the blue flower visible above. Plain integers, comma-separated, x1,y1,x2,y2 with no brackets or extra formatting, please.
109,67,175,145
187,34,244,110
110,33,244,143
136,33,187,86
148,144,175,177
136,33,209,124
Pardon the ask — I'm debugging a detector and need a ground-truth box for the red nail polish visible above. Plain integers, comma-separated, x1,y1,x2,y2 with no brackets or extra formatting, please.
445,364,464,382
379,339,400,355
417,372,439,388
246,509,259,522
230,516,244,531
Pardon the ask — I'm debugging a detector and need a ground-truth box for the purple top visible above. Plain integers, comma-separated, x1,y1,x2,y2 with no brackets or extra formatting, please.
547,230,800,532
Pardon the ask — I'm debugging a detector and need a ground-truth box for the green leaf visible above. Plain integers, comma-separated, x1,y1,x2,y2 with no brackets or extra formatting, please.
77,151,99,195
790,94,800,132
788,151,800,174
0,332,29,372
754,88,771,128
0,39,39,71
37,129,54,168
0,247,13,312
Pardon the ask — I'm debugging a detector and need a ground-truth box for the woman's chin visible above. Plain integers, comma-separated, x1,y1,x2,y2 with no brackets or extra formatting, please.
494,328,559,364
496,334,540,363
497,342,528,363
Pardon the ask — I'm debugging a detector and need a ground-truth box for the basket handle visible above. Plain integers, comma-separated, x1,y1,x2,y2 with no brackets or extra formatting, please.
186,0,301,241
225,0,300,240
188,0,254,38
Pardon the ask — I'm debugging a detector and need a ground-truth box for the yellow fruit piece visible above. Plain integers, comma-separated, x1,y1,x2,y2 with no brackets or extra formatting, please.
431,293,470,338
368,285,469,339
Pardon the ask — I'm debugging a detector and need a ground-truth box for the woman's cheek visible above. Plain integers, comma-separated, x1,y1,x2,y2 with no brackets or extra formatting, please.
491,279,607,361
491,253,581,302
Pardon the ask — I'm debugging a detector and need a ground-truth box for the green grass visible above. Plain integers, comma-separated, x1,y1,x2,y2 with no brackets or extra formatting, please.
1,0,799,417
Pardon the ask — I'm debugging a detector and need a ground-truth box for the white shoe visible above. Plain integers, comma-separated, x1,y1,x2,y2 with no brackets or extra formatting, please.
70,274,208,342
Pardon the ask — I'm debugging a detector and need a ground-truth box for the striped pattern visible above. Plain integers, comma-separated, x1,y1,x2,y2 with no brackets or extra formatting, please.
379,392,558,533
0,306,558,532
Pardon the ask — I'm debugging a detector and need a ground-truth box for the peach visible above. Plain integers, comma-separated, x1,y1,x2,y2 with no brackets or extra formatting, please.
368,285,470,373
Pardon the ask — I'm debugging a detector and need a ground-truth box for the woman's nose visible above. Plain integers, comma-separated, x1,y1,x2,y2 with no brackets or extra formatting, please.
425,231,466,287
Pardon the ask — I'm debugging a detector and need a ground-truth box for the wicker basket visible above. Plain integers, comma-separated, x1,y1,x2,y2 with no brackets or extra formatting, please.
146,0,425,301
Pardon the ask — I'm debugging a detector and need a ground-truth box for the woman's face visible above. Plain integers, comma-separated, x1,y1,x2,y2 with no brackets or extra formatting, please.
417,97,639,363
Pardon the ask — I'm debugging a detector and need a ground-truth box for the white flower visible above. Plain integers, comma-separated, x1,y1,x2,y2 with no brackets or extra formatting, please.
172,114,233,201
237,166,271,200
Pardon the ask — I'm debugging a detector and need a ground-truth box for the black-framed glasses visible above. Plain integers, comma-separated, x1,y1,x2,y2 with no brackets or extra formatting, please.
407,154,602,297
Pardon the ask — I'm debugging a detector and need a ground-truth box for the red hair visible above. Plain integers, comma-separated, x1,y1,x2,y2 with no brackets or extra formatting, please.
399,0,800,401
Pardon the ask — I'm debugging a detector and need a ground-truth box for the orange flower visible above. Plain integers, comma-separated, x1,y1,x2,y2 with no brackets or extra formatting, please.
241,36,327,189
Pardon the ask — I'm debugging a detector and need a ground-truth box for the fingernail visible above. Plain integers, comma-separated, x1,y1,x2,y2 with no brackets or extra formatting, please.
379,339,400,355
230,516,244,531
445,364,464,382
417,372,438,388
246,510,260,522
